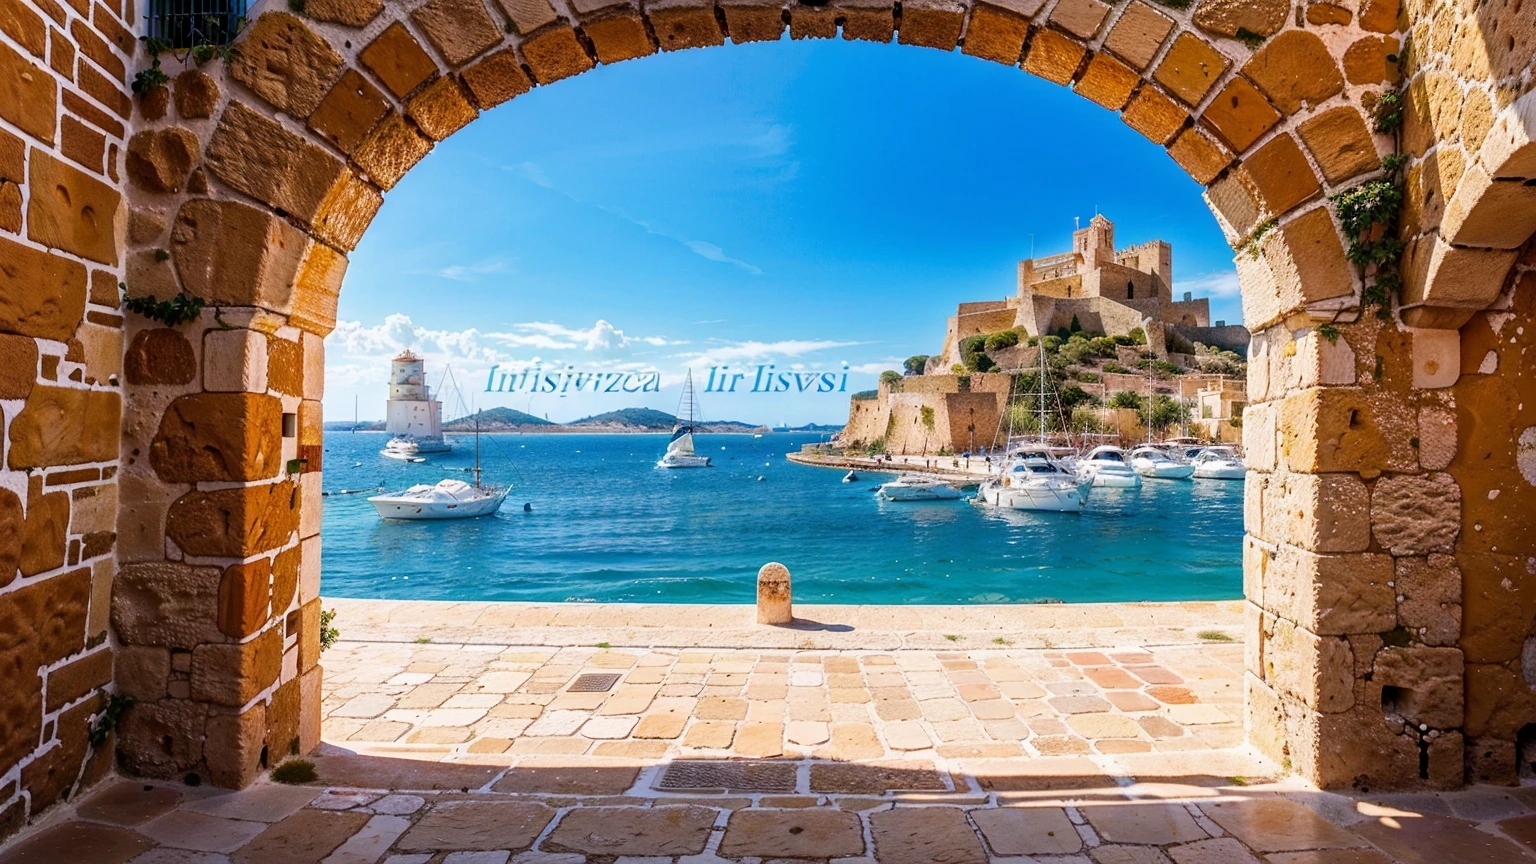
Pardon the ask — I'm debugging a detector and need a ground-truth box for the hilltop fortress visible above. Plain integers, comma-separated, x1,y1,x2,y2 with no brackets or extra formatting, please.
932,215,1247,372
843,216,1251,455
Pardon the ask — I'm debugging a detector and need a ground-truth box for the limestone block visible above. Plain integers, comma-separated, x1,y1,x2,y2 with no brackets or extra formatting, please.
219,559,273,639
300,472,322,539
290,242,347,337
1267,207,1354,307
117,698,209,777
1298,107,1381,185
960,3,1029,66
299,533,321,603
1262,614,1355,713
231,13,345,117
113,465,179,565
1343,35,1394,86
205,703,267,788
1242,400,1277,472
308,70,391,155
0,334,36,400
69,482,116,537
1244,133,1322,217
1265,545,1396,635
1242,32,1344,116
77,320,122,384
271,545,301,617
1243,672,1288,765
126,127,200,194
1396,554,1461,647
174,70,221,118
788,4,838,39
1280,388,1388,475
1236,250,1282,332
26,150,120,265
0,38,57,143
88,556,112,638
1193,0,1288,38
166,479,301,558
19,482,68,576
518,32,586,88
312,172,383,253
718,1,785,44
352,113,433,191
1244,471,1265,541
1167,126,1233,186
1022,29,1086,86
300,665,323,753
757,562,791,624
648,0,725,51
7,385,119,468
359,23,439,100
833,0,895,43
1370,472,1460,556
1416,406,1456,471
1268,472,1371,553
1441,164,1536,250
191,626,284,706
205,104,347,226
150,393,285,483
1294,328,1356,389
298,598,323,671
111,561,223,648
1201,77,1281,154
1048,0,1109,40
1153,33,1229,107
1356,0,1396,32
1207,170,1264,243
407,77,478,141
301,332,324,400
497,0,557,33
203,329,269,393
1075,53,1140,112
583,13,655,64
898,0,964,50
1465,662,1536,741
1479,89,1536,180
115,645,171,702
1121,87,1187,146
1102,1,1173,70
1373,646,1464,730
1408,326,1462,389
410,0,502,66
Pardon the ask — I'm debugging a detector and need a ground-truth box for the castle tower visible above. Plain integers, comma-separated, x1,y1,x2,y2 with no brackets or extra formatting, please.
1073,214,1115,270
385,350,444,440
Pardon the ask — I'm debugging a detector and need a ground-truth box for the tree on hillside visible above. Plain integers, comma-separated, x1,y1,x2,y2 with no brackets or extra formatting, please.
904,354,930,375
880,370,903,389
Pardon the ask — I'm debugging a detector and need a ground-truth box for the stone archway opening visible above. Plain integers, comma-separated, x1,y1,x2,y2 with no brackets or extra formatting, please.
3,0,1535,844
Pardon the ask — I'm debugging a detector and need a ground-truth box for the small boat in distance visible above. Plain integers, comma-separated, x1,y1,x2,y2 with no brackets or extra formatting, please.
658,370,712,468
370,413,507,519
878,474,963,501
1192,446,1246,479
843,470,858,483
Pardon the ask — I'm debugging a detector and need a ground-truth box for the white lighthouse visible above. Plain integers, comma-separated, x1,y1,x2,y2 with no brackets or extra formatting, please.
381,351,451,458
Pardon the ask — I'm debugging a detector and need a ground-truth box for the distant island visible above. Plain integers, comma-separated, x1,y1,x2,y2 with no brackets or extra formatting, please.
324,406,843,435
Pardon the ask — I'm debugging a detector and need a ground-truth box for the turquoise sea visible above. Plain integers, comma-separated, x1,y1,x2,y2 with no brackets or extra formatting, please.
319,432,1243,604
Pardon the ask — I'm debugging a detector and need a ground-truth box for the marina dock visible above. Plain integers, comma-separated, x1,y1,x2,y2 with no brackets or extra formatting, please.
785,449,995,483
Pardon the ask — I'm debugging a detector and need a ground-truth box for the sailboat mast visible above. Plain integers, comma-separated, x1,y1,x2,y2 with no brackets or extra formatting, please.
1038,338,1047,444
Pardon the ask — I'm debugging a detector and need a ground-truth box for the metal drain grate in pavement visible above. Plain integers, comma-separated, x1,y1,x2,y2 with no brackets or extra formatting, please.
568,673,621,693
657,760,797,792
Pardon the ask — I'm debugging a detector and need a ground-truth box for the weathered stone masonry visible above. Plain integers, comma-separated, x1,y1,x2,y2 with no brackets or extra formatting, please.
0,0,1532,844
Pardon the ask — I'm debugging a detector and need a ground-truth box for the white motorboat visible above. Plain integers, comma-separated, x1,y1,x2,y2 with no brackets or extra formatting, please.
369,479,508,519
1078,446,1142,488
976,451,1084,512
658,369,712,469
381,434,451,460
1129,445,1194,480
372,413,508,519
1191,446,1246,479
877,474,963,501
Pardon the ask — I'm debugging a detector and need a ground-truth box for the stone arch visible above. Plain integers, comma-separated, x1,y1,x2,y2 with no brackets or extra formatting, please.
91,0,1534,796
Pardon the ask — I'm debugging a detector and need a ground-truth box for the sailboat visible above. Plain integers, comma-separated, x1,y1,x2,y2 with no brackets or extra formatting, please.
369,407,508,519
658,370,712,468
975,342,1086,512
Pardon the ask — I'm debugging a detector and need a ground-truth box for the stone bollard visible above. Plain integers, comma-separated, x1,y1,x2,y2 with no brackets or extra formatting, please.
757,562,792,625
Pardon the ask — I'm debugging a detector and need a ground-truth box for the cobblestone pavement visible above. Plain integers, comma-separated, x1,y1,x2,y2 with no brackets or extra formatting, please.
8,627,1536,863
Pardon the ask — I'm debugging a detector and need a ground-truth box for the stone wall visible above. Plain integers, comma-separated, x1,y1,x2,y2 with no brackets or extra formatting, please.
0,0,1531,839
0,0,132,838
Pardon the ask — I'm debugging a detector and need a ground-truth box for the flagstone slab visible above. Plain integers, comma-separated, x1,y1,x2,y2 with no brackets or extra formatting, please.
491,760,639,795
0,821,155,864
229,809,370,864
75,782,184,825
1085,802,1209,846
306,752,501,791
140,811,269,853
719,808,865,859
395,801,555,853
182,785,319,822
1199,798,1363,852
541,805,715,856
1350,814,1536,864
869,807,988,864
971,806,1083,855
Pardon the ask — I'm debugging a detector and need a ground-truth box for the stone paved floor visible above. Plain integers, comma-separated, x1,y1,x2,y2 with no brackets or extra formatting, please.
7,602,1536,863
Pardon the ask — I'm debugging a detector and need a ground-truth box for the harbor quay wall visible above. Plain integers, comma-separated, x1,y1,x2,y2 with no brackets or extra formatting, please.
0,0,1532,842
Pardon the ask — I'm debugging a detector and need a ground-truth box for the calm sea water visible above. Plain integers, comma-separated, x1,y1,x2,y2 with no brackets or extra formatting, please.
319,432,1243,604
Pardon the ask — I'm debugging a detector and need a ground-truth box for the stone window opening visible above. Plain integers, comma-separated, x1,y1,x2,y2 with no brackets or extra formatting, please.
1127,281,1134,299
282,412,297,438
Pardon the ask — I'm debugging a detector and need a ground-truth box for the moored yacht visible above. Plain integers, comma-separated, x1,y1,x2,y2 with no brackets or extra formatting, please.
658,369,712,468
877,474,964,501
370,413,507,519
1128,445,1194,479
1078,445,1142,488
976,450,1085,512
1191,445,1246,479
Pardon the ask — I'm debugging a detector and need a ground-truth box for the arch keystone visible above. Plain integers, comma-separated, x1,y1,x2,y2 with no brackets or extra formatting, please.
646,0,726,50
411,0,504,66
1242,31,1345,116
898,0,965,51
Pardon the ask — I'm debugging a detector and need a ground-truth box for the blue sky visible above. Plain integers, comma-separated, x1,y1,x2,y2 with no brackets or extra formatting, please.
328,37,1241,426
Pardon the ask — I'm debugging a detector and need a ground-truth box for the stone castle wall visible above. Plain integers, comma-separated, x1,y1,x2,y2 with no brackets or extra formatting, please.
0,0,1533,843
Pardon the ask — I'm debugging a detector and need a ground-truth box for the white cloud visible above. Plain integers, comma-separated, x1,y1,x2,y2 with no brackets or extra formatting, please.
683,240,762,275
490,320,680,352
673,339,865,371
1174,270,1241,299
438,260,511,282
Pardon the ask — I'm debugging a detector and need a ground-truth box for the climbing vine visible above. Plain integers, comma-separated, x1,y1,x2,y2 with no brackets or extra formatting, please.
89,695,135,747
122,285,206,327
1327,41,1411,320
132,20,246,100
